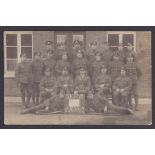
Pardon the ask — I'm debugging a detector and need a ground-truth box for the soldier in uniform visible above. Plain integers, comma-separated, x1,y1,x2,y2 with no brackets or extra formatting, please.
125,54,142,110
114,43,126,63
112,67,132,107
73,50,88,76
85,65,112,113
102,42,113,65
125,43,137,60
56,42,69,61
72,40,83,60
57,67,74,94
43,50,56,76
109,53,124,82
39,68,57,104
94,65,112,96
74,67,91,95
55,52,71,77
91,52,107,82
15,53,32,109
86,41,99,66
31,52,45,105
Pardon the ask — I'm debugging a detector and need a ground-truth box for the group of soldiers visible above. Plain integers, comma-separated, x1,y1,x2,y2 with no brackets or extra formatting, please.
15,40,142,114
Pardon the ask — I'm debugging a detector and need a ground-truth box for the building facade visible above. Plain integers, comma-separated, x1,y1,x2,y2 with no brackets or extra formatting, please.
4,31,152,98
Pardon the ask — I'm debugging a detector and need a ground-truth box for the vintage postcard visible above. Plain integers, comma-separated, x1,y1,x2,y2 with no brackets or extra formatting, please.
3,30,152,126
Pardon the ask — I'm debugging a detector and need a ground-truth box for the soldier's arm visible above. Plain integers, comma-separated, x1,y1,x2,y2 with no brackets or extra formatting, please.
112,79,119,90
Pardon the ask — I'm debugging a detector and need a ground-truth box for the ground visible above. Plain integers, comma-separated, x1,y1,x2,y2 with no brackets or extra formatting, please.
4,97,152,125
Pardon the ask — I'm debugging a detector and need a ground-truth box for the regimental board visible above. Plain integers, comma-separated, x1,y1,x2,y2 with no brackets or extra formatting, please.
64,94,85,114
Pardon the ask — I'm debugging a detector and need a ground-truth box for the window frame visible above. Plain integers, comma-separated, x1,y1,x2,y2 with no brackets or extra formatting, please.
4,31,33,78
107,31,136,51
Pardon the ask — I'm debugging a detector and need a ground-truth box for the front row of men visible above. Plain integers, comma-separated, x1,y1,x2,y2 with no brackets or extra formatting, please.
16,50,141,114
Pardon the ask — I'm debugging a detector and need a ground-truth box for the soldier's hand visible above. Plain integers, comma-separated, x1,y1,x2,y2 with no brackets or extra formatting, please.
120,89,124,92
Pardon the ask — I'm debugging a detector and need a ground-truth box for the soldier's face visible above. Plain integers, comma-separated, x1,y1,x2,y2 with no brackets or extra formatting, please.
127,45,133,51
62,55,67,60
47,53,53,58
77,53,82,58
113,56,119,61
118,45,123,51
95,55,101,61
75,43,80,49
121,70,126,75
101,68,107,74
62,70,68,75
80,71,85,76
45,71,51,76
91,44,97,50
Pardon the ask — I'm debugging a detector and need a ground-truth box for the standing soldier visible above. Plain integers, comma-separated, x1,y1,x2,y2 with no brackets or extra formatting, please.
125,54,142,110
91,52,107,82
102,42,113,65
73,50,88,76
86,41,98,65
57,67,74,94
112,67,132,107
109,53,124,82
74,67,91,95
55,52,71,77
31,52,45,105
114,43,126,63
39,68,57,104
15,53,32,109
43,50,56,76
72,40,83,60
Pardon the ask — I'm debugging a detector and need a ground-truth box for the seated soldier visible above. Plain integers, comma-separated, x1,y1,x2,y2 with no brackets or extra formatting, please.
86,41,98,64
74,67,91,95
73,50,88,76
125,53,142,110
39,68,57,104
57,67,74,94
112,67,132,107
55,52,71,77
94,65,112,97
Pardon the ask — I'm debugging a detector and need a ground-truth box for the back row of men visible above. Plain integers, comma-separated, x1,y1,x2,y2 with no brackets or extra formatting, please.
16,40,142,113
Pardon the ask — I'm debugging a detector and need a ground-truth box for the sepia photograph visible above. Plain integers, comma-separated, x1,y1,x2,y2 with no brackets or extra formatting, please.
4,30,152,125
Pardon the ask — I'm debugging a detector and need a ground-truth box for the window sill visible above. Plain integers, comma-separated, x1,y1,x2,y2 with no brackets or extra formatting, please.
4,73,15,78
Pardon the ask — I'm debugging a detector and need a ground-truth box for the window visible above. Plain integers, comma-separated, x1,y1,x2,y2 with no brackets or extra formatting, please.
4,31,33,77
107,31,136,52
54,31,86,51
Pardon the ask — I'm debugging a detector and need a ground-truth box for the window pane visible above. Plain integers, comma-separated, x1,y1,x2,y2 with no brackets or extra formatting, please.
6,47,17,58
108,34,119,46
21,47,32,59
7,59,17,71
6,34,17,46
57,34,67,44
73,34,84,44
21,34,32,46
123,34,134,46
